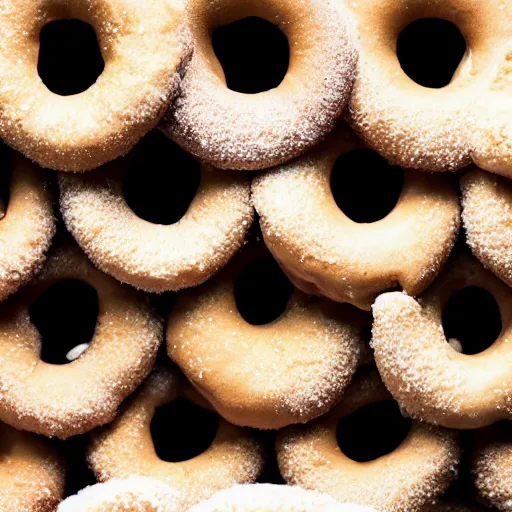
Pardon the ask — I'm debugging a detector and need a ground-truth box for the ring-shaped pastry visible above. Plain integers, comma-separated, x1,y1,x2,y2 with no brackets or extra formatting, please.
252,125,460,310
0,242,162,439
0,0,191,171
276,368,461,512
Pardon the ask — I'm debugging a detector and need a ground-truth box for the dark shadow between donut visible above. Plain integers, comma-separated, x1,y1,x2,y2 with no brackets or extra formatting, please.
336,401,411,462
0,143,12,220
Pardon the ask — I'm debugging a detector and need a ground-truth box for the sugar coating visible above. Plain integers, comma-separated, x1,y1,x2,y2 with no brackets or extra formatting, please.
167,245,367,429
59,160,253,292
0,0,192,171
276,368,461,512
58,476,182,512
0,242,162,439
87,367,265,510
162,0,357,170
252,125,460,310
372,252,512,429
461,167,512,287
187,484,377,511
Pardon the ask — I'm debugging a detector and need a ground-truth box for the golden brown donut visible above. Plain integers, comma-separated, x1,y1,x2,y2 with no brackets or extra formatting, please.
252,125,460,310
87,366,265,509
0,0,191,172
0,152,55,302
161,0,357,170
0,421,65,512
372,251,512,429
59,147,252,293
0,242,161,439
166,244,367,429
276,367,461,512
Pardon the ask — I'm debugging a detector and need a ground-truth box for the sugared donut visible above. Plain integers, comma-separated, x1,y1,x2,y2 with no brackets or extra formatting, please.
166,244,366,429
59,135,252,293
58,476,180,512
470,422,512,511
0,421,64,512
161,0,357,170
461,168,512,287
276,367,461,512
0,242,161,439
0,0,191,172
372,251,512,429
87,366,265,509
187,484,377,512
252,124,460,310
0,151,55,302
347,0,512,178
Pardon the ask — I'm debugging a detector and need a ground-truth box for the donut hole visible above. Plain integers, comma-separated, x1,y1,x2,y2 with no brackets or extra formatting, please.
29,280,99,365
442,286,502,355
150,398,219,462
123,131,201,225
212,17,289,94
397,19,466,89
336,401,411,462
38,19,104,96
331,150,404,223
234,255,293,325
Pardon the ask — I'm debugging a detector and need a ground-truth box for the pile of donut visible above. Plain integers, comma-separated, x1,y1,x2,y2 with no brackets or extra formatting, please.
2,0,512,510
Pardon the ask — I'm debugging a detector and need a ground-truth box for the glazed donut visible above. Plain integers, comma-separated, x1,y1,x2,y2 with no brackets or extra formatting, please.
58,476,181,512
0,242,161,438
0,151,55,302
372,251,512,429
59,138,252,293
347,0,512,178
276,367,461,512
161,0,357,170
461,167,512,287
166,244,366,429
87,366,265,509
252,124,460,310
187,484,377,512
0,421,64,512
0,0,191,172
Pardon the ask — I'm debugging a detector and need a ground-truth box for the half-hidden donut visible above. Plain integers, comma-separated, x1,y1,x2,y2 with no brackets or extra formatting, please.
0,421,65,512
161,0,357,170
252,124,460,311
187,484,377,512
0,151,56,302
461,167,512,287
87,366,265,509
0,0,191,172
57,476,181,512
59,133,253,293
372,251,512,429
0,242,161,439
276,367,461,512
166,244,367,429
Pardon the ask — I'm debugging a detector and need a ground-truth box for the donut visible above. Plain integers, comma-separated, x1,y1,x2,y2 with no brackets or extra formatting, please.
0,0,191,172
252,124,460,310
166,244,367,429
470,422,512,511
347,0,512,178
0,241,161,438
372,251,512,429
276,367,461,512
187,484,377,512
0,421,64,512
87,366,265,509
161,0,357,170
57,476,181,512
59,135,253,293
0,151,55,302
461,167,512,287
